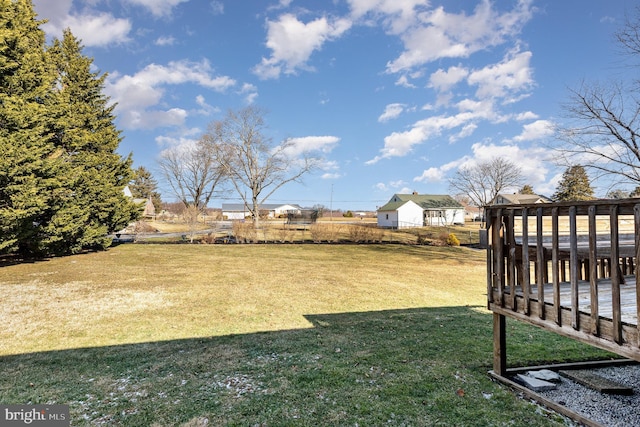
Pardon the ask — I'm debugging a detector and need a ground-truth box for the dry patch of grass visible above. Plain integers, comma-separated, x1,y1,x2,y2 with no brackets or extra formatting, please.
0,244,487,356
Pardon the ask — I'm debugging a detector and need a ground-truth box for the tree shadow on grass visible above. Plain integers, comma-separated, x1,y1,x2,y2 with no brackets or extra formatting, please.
0,306,610,427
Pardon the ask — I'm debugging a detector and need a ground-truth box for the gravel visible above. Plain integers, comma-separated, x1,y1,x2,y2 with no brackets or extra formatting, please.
534,364,640,427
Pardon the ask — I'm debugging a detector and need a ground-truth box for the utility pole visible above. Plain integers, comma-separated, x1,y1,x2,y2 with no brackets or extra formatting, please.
330,184,333,222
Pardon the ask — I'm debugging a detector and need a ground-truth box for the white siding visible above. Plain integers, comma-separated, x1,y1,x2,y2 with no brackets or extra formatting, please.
224,212,248,220
377,210,398,228
397,201,424,228
273,204,301,216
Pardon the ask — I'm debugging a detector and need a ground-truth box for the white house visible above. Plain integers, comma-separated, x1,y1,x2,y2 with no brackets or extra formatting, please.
222,203,302,220
377,193,465,228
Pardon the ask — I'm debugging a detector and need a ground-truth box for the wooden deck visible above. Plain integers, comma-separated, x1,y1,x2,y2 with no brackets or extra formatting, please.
486,199,640,376
507,277,638,325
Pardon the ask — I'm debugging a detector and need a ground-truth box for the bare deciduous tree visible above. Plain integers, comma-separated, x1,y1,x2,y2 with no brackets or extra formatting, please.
158,137,227,240
552,7,640,186
205,106,318,225
448,157,524,210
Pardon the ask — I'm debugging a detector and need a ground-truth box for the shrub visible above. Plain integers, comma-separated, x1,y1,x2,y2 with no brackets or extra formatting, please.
276,226,293,243
309,223,342,242
232,221,257,243
446,233,460,246
347,225,384,243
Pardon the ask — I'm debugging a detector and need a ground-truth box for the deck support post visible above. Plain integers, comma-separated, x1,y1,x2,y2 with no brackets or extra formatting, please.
493,313,507,376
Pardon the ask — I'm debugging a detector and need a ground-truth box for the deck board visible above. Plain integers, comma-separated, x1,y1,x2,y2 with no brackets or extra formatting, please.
507,276,638,326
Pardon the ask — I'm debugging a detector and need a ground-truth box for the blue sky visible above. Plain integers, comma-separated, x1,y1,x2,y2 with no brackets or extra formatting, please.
32,0,636,210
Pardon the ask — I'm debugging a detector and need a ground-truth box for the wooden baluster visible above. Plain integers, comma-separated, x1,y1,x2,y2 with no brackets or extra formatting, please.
522,208,530,316
552,207,561,326
536,207,545,319
508,210,517,311
610,205,622,344
486,208,494,306
588,205,599,336
570,206,579,330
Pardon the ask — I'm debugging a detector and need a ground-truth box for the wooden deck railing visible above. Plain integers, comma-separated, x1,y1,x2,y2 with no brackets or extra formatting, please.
486,199,640,375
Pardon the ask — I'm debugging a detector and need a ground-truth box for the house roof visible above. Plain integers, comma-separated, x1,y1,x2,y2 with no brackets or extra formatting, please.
378,194,463,211
493,193,551,205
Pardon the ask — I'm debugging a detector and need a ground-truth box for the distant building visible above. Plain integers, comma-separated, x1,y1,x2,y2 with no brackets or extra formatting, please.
377,193,465,228
222,203,302,220
123,186,155,219
491,193,551,205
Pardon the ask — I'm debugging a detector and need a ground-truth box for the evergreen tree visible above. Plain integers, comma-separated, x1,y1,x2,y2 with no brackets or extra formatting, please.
45,29,139,254
0,3,138,256
519,184,535,195
130,166,162,212
552,165,595,202
0,0,58,255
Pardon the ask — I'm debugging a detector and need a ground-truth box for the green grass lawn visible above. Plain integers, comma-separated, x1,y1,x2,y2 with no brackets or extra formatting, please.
0,244,612,426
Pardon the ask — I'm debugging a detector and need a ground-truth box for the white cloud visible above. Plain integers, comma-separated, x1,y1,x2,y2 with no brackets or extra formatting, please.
34,0,132,47
367,100,499,164
239,83,259,104
155,36,176,46
467,49,534,100
282,136,340,157
375,182,389,192
369,45,536,163
322,172,341,179
413,160,459,183
395,75,416,88
194,95,219,116
268,0,294,11
515,111,539,121
512,119,554,142
253,14,352,79
156,128,202,153
378,103,406,122
210,1,224,15
429,65,469,92
452,141,551,190
127,108,188,129
105,60,236,129
413,167,444,182
385,0,534,73
348,0,427,34
449,123,478,143
125,0,189,18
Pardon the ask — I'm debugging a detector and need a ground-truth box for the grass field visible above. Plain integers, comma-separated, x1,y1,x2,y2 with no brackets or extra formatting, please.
0,244,612,426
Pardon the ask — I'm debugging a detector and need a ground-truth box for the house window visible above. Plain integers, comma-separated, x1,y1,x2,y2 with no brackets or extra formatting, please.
385,214,389,220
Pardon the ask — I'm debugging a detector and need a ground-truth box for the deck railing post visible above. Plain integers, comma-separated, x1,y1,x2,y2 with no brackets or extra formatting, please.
493,312,507,376
488,208,505,308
